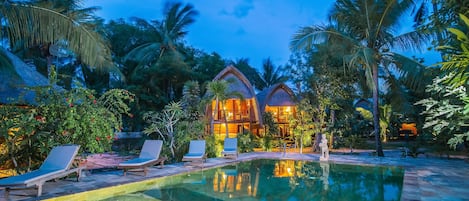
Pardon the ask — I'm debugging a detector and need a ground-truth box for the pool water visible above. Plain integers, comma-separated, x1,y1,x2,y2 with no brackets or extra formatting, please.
104,159,404,201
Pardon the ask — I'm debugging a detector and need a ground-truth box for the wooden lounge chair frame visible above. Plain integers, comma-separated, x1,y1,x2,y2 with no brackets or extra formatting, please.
182,140,206,166
221,138,238,159
0,144,82,197
117,140,166,176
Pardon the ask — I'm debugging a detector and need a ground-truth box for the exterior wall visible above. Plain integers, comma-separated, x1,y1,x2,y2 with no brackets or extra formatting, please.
206,66,262,138
257,83,297,139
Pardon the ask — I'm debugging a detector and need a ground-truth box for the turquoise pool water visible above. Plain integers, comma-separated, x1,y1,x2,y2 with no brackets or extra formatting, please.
105,159,404,201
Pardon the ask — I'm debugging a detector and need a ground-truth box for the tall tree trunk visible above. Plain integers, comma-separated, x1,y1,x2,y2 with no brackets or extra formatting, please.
210,98,219,135
372,64,384,157
313,133,322,152
222,101,229,138
299,129,304,154
330,110,335,148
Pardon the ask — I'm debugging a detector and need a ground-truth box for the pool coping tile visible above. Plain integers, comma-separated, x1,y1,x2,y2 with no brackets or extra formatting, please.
1,150,468,201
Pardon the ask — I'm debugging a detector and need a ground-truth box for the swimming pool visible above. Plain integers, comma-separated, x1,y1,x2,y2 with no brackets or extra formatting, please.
101,159,404,201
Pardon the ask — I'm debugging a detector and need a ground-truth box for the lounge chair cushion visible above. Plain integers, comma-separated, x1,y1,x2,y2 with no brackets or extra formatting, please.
0,169,62,186
0,144,81,197
138,140,162,159
221,138,238,158
187,140,205,155
182,140,206,163
40,145,79,171
118,158,160,167
117,140,165,176
223,148,236,152
183,153,205,158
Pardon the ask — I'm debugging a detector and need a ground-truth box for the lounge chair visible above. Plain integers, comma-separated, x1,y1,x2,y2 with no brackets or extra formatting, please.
0,144,81,197
221,138,238,159
182,140,206,166
117,140,166,176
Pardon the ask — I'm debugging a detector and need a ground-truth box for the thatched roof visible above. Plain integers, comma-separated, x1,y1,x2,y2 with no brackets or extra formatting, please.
0,48,58,104
213,65,257,99
257,83,296,112
353,98,372,110
212,65,262,125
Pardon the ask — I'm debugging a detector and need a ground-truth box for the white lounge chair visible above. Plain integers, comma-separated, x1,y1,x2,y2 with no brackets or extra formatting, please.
221,138,238,159
182,140,206,166
117,140,166,176
0,144,81,197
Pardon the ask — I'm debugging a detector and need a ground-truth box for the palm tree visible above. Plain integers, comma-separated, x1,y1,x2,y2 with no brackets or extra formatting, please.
291,0,429,156
125,2,198,100
125,2,198,63
205,80,243,138
258,57,289,90
0,1,112,70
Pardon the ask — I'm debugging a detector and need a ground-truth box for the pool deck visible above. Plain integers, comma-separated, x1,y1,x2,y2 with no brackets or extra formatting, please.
1,150,469,201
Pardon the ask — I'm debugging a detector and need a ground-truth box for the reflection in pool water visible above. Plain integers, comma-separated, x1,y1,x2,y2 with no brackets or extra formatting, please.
103,159,404,201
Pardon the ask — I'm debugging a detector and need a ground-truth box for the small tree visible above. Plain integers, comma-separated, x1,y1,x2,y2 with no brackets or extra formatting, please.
205,79,243,137
262,112,279,151
289,99,314,154
356,104,393,143
143,101,184,160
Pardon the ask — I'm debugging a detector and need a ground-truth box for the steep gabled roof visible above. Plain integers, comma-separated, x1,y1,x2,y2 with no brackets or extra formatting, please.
257,83,296,112
213,65,256,99
212,65,262,125
353,98,372,110
0,48,60,104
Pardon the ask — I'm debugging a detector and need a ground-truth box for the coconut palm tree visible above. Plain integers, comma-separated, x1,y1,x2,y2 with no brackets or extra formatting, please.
0,1,112,70
125,1,198,64
257,57,289,90
291,0,430,156
205,79,243,138
124,2,198,100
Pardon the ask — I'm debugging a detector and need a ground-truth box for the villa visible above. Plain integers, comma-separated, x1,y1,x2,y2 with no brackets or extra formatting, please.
205,65,297,139
256,83,297,138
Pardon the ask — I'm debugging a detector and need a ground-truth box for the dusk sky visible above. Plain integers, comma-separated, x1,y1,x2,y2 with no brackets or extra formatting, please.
83,0,438,69
83,0,336,69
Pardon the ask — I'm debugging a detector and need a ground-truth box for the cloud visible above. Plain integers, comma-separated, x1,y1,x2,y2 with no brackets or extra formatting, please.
219,0,254,18
233,0,254,18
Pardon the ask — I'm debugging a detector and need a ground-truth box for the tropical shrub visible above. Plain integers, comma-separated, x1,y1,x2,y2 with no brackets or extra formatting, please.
289,99,314,154
0,105,42,172
261,112,278,151
416,75,468,150
416,14,469,150
205,134,223,158
35,88,134,153
143,101,184,161
0,87,135,172
237,130,255,153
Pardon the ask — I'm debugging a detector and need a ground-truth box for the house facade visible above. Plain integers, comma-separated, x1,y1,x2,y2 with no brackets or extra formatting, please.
256,83,297,138
206,66,262,138
206,66,296,139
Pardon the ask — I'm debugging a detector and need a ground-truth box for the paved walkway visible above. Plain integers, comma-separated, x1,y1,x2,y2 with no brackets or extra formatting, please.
1,150,468,201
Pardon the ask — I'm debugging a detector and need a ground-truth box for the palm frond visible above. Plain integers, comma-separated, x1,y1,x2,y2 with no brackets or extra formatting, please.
124,43,161,65
0,3,112,68
383,72,412,114
389,52,428,92
393,30,432,52
290,24,358,52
